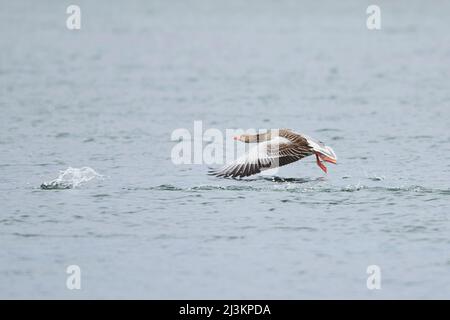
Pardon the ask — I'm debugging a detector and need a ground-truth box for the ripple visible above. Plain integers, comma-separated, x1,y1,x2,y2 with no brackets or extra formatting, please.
261,176,321,184
146,183,450,196
272,226,318,232
368,176,385,181
152,184,183,191
315,128,341,132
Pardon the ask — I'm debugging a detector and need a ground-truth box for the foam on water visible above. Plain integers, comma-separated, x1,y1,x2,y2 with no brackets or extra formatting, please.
40,167,102,190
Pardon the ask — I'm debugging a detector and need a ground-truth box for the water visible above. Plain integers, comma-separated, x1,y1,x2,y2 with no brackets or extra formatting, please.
1,0,449,299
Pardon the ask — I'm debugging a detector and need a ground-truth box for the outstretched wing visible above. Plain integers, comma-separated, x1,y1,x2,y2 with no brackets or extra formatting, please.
209,136,313,178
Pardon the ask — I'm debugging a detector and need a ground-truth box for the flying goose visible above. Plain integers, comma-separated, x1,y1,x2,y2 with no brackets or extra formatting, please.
209,129,337,178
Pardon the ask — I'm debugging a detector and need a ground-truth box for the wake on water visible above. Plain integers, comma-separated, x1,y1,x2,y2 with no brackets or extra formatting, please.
39,167,449,196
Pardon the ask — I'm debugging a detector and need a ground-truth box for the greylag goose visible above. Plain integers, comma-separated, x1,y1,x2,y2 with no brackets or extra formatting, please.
209,129,337,178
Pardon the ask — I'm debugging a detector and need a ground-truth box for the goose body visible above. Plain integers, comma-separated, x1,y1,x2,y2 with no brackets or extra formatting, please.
209,129,337,178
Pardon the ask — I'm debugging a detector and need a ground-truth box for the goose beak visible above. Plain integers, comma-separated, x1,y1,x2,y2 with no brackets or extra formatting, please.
233,136,240,141
320,155,337,164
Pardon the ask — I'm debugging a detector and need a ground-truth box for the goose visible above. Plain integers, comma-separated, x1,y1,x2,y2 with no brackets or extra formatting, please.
209,129,337,178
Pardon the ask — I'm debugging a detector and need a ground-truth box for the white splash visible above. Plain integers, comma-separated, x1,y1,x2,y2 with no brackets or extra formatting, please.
41,167,102,190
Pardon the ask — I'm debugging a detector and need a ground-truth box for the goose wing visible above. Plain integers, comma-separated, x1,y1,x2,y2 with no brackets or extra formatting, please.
209,136,313,178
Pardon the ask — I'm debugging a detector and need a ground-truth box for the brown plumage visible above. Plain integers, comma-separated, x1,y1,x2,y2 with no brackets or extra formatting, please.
209,129,337,178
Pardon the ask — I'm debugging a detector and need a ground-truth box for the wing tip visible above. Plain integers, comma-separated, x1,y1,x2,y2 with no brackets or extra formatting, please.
208,168,248,179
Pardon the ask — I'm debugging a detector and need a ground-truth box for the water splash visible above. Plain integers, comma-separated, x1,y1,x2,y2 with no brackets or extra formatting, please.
40,167,102,190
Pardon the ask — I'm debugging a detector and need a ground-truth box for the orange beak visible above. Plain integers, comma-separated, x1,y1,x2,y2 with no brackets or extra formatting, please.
233,136,240,141
320,155,337,164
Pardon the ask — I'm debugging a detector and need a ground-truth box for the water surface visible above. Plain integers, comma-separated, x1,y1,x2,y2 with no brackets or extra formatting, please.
1,0,449,298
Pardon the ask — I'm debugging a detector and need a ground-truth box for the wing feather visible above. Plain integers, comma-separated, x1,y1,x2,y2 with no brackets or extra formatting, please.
209,133,314,178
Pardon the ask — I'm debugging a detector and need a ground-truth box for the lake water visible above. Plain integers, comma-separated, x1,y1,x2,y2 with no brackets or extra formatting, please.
1,0,449,299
